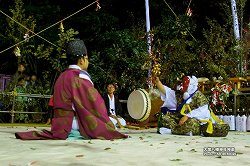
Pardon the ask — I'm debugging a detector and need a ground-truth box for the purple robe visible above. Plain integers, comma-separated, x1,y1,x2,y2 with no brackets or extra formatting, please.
15,69,128,140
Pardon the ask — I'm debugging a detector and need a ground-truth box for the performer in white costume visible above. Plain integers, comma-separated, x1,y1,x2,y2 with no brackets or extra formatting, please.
155,75,211,135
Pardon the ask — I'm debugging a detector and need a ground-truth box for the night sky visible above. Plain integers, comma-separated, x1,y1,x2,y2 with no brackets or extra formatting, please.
0,0,250,75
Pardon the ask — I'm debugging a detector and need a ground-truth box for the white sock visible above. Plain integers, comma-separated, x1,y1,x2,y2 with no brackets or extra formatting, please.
159,127,172,134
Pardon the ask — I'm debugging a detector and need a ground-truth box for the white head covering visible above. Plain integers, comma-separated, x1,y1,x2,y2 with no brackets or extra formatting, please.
183,75,199,103
187,76,198,94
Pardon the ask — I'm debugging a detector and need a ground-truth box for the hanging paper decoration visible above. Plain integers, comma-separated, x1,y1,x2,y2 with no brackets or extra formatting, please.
23,31,29,41
230,0,240,40
59,21,64,32
186,8,192,17
96,0,101,11
14,46,21,57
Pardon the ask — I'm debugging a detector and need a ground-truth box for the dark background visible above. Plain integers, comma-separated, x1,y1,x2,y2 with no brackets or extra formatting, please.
0,0,250,74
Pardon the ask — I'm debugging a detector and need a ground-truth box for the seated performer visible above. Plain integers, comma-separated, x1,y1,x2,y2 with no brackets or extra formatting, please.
15,39,127,140
103,83,126,128
155,75,211,135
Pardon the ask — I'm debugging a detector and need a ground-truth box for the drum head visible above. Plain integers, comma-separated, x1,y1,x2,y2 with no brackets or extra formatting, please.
127,89,151,122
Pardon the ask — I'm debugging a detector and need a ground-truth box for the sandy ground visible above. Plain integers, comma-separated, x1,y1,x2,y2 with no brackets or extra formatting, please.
0,126,250,166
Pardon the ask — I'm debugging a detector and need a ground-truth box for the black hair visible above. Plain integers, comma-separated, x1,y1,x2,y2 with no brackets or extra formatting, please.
66,56,83,65
66,39,87,65
106,82,118,89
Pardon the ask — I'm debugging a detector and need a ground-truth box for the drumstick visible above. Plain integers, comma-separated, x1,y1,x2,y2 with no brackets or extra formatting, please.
112,116,125,129
112,116,142,130
125,125,141,130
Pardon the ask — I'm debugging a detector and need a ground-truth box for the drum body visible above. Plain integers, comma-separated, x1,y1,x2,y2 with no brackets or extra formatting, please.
127,89,163,125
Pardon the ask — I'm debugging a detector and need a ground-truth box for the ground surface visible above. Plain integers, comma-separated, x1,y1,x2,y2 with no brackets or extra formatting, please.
0,126,250,166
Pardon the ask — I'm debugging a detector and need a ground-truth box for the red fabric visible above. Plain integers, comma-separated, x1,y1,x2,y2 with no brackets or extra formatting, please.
48,96,54,107
180,76,190,92
15,109,74,140
15,69,127,140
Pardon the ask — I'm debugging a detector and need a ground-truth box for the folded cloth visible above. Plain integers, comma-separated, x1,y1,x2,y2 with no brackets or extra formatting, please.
159,127,172,135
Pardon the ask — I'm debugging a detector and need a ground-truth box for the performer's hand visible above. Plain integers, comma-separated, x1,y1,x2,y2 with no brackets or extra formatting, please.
179,116,189,125
151,76,159,85
155,77,160,83
154,77,166,95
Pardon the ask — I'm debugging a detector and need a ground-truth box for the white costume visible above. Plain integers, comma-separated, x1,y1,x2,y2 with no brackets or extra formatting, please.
108,95,126,127
184,76,211,121
159,75,211,135
160,86,177,111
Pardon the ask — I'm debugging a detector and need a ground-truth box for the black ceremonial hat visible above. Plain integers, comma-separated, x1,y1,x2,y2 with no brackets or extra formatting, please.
66,39,87,57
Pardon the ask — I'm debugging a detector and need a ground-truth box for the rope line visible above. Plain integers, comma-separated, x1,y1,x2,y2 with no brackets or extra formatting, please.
0,1,97,54
162,0,196,41
0,10,59,48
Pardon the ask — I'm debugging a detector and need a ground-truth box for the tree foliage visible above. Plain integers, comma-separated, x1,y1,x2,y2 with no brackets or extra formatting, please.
0,0,249,98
